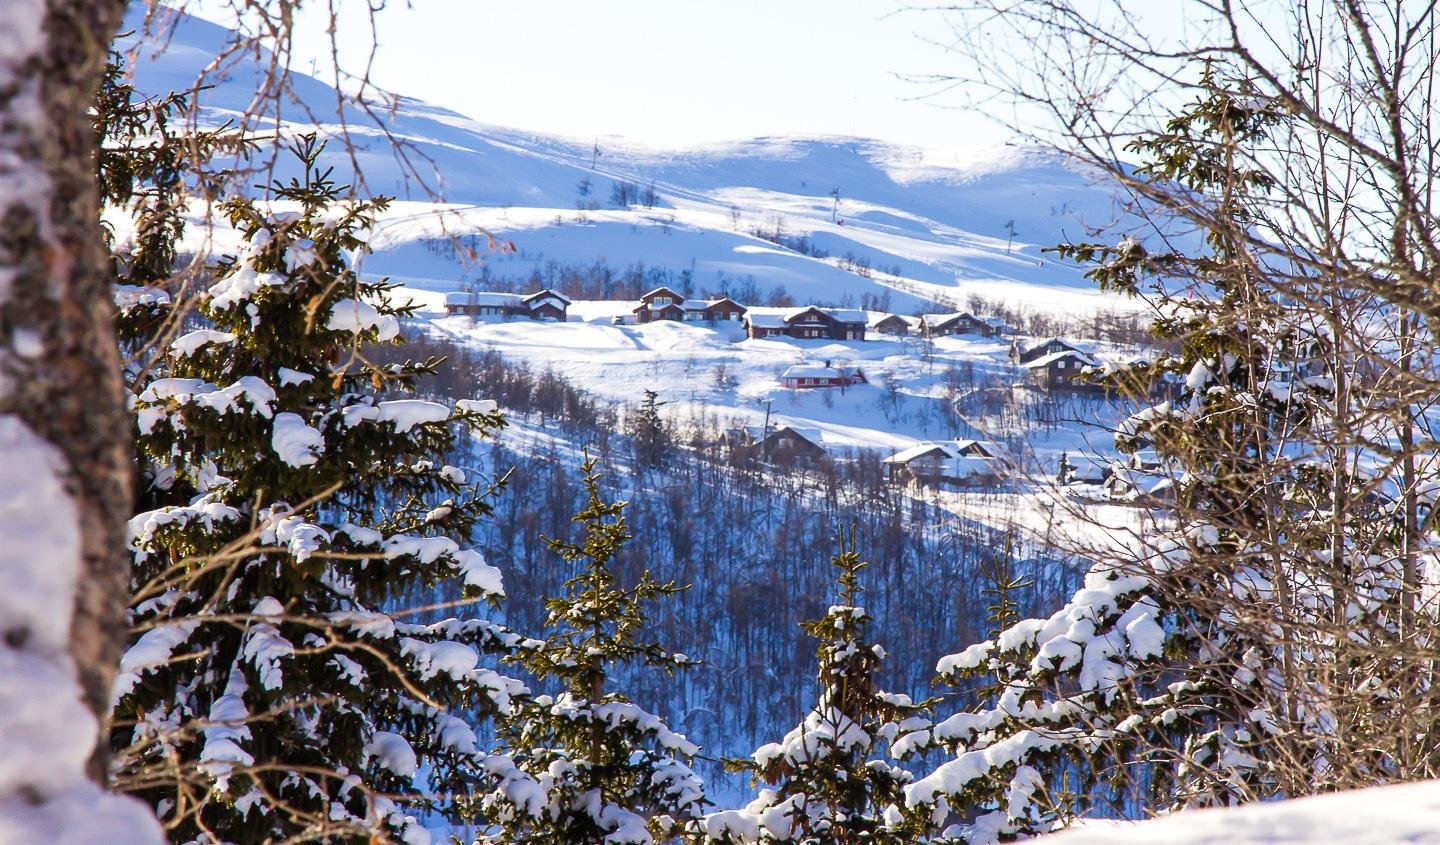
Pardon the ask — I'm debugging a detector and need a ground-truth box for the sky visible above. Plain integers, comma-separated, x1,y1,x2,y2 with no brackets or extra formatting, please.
258,0,1011,149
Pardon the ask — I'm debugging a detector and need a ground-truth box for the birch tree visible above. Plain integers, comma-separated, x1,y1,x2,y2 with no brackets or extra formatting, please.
0,0,162,840
910,0,1440,832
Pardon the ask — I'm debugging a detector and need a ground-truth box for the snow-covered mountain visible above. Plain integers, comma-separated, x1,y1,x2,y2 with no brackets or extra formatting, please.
122,5,1140,318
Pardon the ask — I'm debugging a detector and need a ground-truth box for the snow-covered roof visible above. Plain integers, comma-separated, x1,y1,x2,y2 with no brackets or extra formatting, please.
869,313,916,327
884,440,1000,464
523,289,571,305
444,291,523,306
1023,349,1099,369
748,426,829,446
783,306,831,323
640,286,682,300
747,313,786,328
827,309,868,324
681,298,743,311
943,455,1001,478
1063,453,1114,480
1024,337,1084,355
781,364,856,379
526,295,568,310
1129,447,1161,467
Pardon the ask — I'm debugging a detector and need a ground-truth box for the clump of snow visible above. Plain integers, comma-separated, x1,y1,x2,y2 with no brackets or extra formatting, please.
169,329,237,358
377,400,450,432
112,620,199,702
113,284,171,310
271,412,324,467
136,376,278,434
207,265,286,311
326,298,399,341
399,638,478,680
327,611,396,640
277,367,314,386
364,731,418,777
454,399,498,414
452,549,505,597
262,514,329,561
127,499,241,555
339,403,380,429
199,669,254,790
284,238,320,273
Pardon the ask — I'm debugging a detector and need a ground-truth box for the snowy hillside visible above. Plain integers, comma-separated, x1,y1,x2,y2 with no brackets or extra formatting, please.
116,3,1162,537
122,6,1144,319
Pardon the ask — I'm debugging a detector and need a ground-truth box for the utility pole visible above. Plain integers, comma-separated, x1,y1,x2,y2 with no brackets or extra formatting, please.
830,187,840,223
759,398,773,460
591,139,600,170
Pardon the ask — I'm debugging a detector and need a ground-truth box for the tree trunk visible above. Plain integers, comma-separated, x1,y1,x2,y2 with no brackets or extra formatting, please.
0,0,155,838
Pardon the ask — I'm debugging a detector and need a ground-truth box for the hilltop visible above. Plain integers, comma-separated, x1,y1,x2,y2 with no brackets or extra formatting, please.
121,5,1145,321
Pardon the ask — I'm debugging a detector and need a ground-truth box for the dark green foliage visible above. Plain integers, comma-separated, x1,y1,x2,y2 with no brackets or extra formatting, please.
632,389,671,470
107,122,522,842
706,530,935,844
473,456,706,844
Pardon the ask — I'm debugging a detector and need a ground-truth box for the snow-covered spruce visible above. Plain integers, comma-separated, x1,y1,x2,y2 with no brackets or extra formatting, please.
110,136,526,842
472,458,706,844
701,533,935,844
908,80,1434,842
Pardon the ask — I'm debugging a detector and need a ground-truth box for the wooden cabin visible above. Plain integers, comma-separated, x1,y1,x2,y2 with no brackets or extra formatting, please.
1015,337,1086,364
444,288,571,321
1023,349,1099,391
634,287,748,323
920,312,1006,338
780,362,868,389
745,307,868,341
869,314,914,336
883,440,1006,487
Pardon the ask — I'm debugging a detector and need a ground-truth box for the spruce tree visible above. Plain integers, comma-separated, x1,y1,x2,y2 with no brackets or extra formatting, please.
631,389,670,470
473,455,706,844
108,129,524,842
904,65,1322,839
703,531,934,844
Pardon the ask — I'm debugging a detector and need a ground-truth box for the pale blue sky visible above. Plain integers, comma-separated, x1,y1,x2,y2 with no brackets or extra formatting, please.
272,0,1004,148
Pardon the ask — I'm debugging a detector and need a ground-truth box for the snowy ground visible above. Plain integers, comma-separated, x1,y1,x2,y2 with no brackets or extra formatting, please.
392,289,1157,544
1050,779,1440,844
400,291,1131,456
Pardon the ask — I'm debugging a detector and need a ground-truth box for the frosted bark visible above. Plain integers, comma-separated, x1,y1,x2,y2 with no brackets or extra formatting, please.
0,0,159,839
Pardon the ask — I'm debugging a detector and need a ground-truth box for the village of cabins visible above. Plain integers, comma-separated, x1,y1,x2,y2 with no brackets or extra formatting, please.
443,285,1097,387
443,285,1169,502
